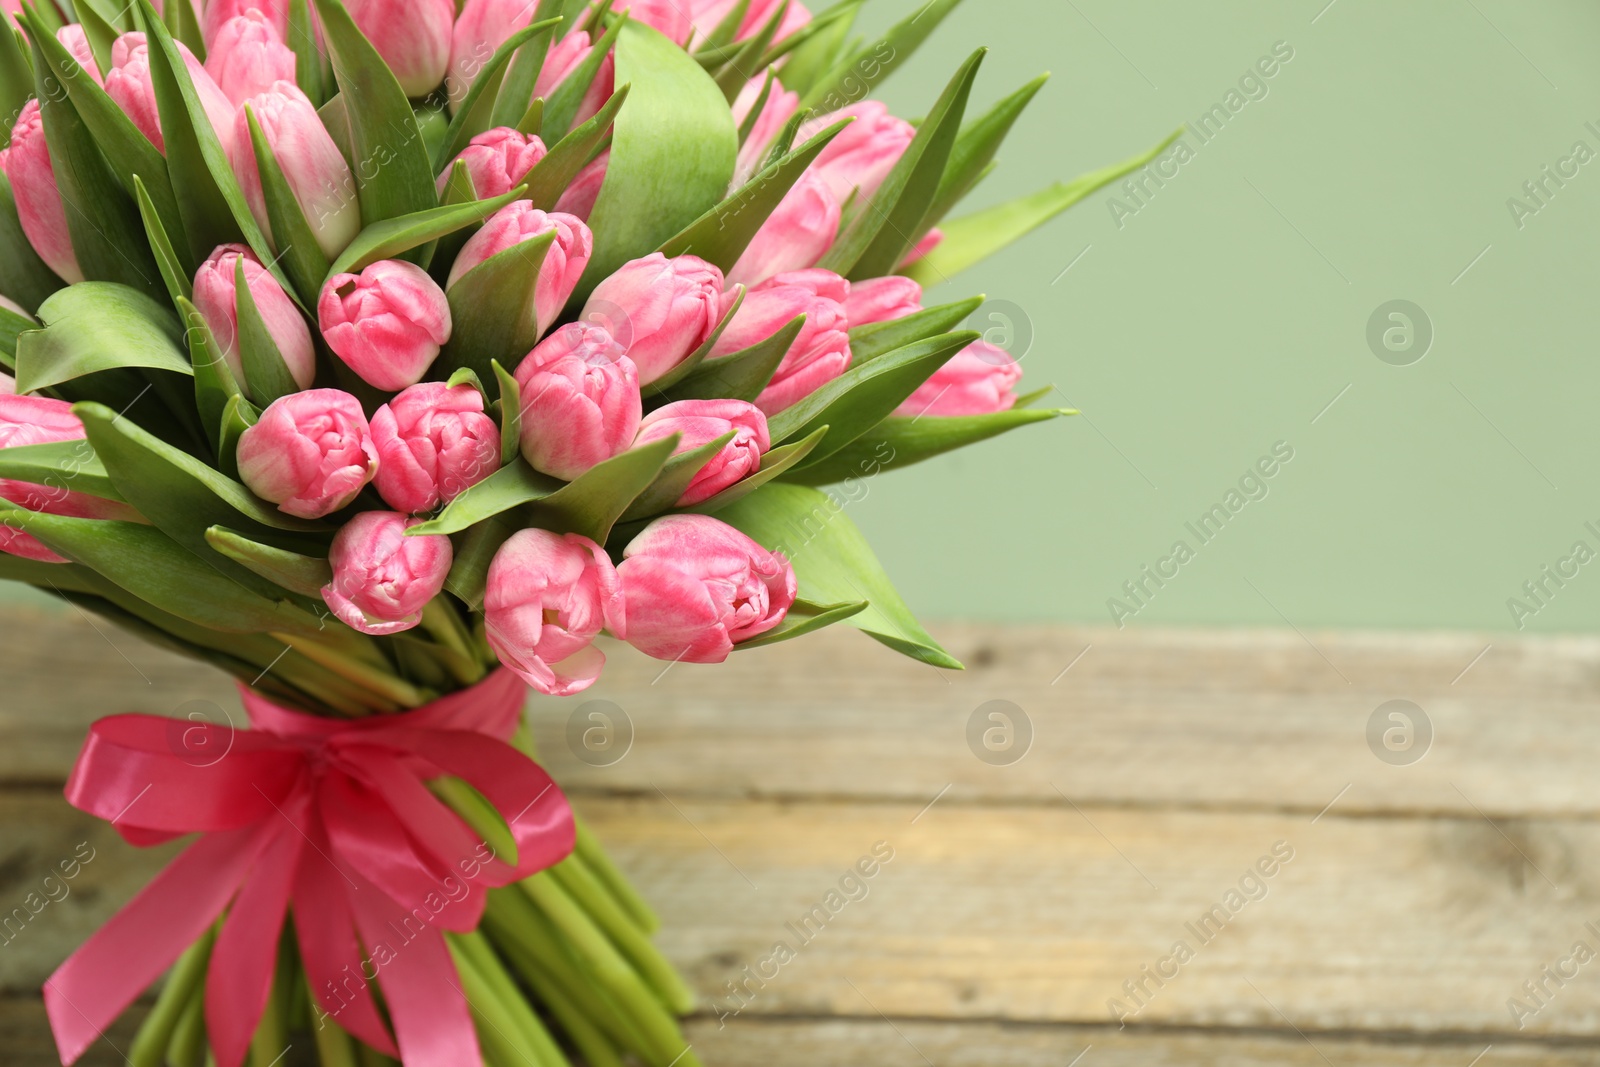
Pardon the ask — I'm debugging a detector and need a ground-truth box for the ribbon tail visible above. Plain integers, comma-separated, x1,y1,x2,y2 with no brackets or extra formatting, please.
206,823,304,1067
349,874,483,1067
44,828,263,1066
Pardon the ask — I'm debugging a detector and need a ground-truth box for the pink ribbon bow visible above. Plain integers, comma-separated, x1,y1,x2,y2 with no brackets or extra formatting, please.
45,668,573,1067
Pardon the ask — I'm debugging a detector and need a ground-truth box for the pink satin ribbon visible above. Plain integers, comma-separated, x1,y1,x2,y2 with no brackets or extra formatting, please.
45,668,573,1067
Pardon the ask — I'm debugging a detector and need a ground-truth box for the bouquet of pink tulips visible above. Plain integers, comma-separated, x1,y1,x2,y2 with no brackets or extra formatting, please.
0,0,1168,1062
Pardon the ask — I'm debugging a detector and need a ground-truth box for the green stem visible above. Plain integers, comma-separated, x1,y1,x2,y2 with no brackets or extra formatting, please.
130,927,216,1067
453,930,569,1066
487,928,625,1067
574,817,659,934
354,1045,400,1067
551,854,694,1013
421,599,487,682
272,632,436,707
306,981,361,1067
449,936,562,1067
167,980,207,1067
247,944,293,1066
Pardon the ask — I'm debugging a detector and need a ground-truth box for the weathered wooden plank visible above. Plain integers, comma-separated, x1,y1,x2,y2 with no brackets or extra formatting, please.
2,604,1595,818
4,792,1600,1041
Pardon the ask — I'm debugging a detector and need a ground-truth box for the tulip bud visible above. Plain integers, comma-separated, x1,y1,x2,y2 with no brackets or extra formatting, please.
237,389,378,518
58,25,103,85
344,0,455,97
628,0,692,44
448,203,592,337
691,0,812,44
447,0,535,109
513,322,641,481
903,227,943,266
711,271,851,414
732,75,799,186
535,30,612,128
581,253,725,385
845,275,922,327
192,243,316,398
106,32,239,156
635,399,769,506
726,172,840,289
322,511,452,635
206,11,297,106
554,150,608,220
231,82,361,260
203,0,291,47
484,527,623,696
437,126,547,200
0,396,138,562
797,101,915,205
319,260,453,391
371,382,501,514
2,100,83,283
616,514,795,663
895,340,1022,418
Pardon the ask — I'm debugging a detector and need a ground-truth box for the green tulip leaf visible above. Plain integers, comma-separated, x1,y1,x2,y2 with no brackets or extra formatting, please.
543,8,624,140
733,597,868,651
522,83,628,210
407,459,561,537
14,283,192,394
443,515,514,609
772,0,858,98
287,0,326,103
436,19,561,170
232,255,301,405
619,430,736,521
217,392,260,480
527,434,678,544
438,228,557,382
0,302,32,365
784,404,1071,485
905,127,1184,285
665,313,804,403
921,73,1049,231
492,12,559,129
0,17,34,132
686,423,825,512
206,526,332,598
492,359,522,467
644,285,744,396
327,185,527,278
0,174,65,314
245,106,332,307
134,175,193,307
716,482,960,668
799,0,965,111
847,295,984,365
0,439,123,502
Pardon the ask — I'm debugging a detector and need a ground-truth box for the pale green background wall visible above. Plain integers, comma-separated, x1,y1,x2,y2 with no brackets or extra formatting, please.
846,0,1600,633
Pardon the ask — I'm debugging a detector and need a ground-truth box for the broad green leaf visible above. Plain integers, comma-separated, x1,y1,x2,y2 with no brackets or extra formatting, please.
217,393,259,480
163,0,206,58
522,84,628,210
906,127,1183,285
799,0,965,111
443,515,514,608
492,13,558,128
687,424,825,512
407,459,560,536
0,16,33,131
717,483,960,668
735,69,776,145
618,430,735,521
206,526,332,598
326,186,526,278
491,359,521,467
437,228,557,382
0,174,64,313
176,294,242,454
734,597,867,650
287,0,326,103
656,119,849,273
575,20,737,301
785,404,1070,484
766,331,978,460
847,295,983,364
134,175,192,306
821,48,984,280
28,34,161,299
921,73,1049,231
245,105,331,307
232,255,300,404
0,302,32,364
435,19,561,170
712,0,788,101
515,97,544,136
665,314,803,403
0,439,123,502
0,510,327,635
543,9,623,140
73,1,122,73
15,283,192,393
526,434,677,543
773,0,857,98
698,0,752,52
312,0,437,237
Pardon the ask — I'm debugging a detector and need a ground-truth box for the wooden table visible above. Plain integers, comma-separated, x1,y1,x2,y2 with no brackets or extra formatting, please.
3,603,1598,1065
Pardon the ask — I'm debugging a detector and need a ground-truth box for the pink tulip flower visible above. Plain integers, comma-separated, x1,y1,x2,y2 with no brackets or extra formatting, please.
581,253,725,385
0,396,138,563
534,30,612,129
344,0,455,97
895,340,1023,418
845,275,922,327
58,25,103,85
902,227,943,266
437,126,547,199
711,270,851,414
727,172,840,289
615,515,794,663
2,100,82,283
206,11,297,106
484,527,623,696
319,260,453,391
554,150,608,220
203,0,291,47
192,244,316,398
513,322,641,481
231,82,361,260
371,382,501,514
635,399,769,506
732,74,799,186
448,203,592,338
322,511,452,635
105,32,238,155
237,389,378,518
630,0,693,44
691,0,811,45
447,0,535,109
797,101,915,204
